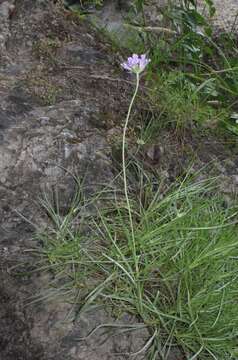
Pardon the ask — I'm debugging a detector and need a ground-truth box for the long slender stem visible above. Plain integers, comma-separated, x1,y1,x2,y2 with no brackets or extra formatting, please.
122,72,140,273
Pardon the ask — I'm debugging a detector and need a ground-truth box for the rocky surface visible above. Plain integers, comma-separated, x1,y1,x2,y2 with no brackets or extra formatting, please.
0,0,149,359
0,1,238,360
207,0,238,32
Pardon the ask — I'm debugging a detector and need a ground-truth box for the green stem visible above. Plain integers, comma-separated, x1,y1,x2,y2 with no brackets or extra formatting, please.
122,72,140,274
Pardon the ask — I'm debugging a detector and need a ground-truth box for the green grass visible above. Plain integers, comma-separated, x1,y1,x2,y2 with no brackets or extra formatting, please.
144,70,230,135
37,171,238,359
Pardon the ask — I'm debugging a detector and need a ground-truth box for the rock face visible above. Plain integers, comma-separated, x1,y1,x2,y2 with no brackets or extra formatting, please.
0,1,238,360
0,1,149,359
202,0,238,32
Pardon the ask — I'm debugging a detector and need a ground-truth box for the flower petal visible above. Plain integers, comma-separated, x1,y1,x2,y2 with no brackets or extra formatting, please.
121,54,150,74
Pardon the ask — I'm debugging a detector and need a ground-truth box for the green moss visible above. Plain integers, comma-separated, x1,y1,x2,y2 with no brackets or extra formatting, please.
33,37,61,65
25,69,62,105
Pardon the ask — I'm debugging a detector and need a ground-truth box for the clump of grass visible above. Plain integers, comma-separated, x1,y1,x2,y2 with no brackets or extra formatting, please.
144,70,230,134
38,171,238,359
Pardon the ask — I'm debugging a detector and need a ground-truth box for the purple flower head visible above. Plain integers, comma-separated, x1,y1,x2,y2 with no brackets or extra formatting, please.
121,54,150,74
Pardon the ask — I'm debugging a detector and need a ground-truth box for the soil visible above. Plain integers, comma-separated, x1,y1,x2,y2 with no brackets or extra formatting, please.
0,1,237,360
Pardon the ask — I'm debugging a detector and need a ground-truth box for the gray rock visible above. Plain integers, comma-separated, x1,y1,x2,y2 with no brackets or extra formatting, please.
0,1,147,359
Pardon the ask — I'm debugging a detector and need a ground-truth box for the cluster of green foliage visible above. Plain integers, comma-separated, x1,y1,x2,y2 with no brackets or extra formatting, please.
122,0,238,137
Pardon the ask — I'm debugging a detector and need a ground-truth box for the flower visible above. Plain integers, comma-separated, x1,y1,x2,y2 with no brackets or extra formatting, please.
121,54,150,74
